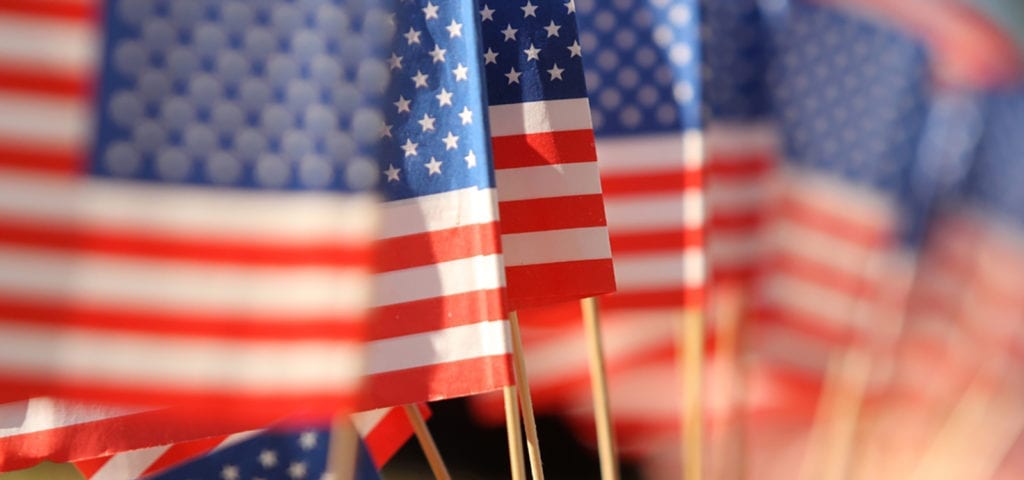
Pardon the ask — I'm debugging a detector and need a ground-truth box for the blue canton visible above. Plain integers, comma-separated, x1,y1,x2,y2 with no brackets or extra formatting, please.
960,90,1024,228
148,428,380,480
377,0,494,201
700,0,773,121
574,0,701,135
476,0,588,105
94,0,392,193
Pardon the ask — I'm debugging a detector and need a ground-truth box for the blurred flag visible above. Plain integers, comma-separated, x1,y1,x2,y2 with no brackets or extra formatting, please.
0,1,388,416
480,0,616,309
73,406,426,479
363,0,514,408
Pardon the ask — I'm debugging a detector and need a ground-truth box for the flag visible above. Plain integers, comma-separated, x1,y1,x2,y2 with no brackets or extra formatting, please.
363,0,514,408
72,406,426,479
479,0,616,309
0,0,388,417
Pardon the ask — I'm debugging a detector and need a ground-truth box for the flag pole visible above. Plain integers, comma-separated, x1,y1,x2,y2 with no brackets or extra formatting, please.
581,296,620,480
503,385,528,480
327,415,359,480
508,310,546,480
402,404,452,480
679,129,707,480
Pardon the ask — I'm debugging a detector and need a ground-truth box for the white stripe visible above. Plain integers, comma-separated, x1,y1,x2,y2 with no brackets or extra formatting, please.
708,231,762,268
213,430,262,451
365,321,511,375
0,14,96,72
595,133,686,174
0,92,88,146
613,250,706,289
488,98,593,136
90,445,171,480
779,167,895,227
0,169,378,244
351,408,391,436
767,219,886,277
494,163,602,202
0,397,145,437
0,246,371,317
379,187,498,239
501,227,612,266
761,274,862,330
374,254,505,307
0,323,363,392
604,192,704,232
708,179,769,215
705,122,779,157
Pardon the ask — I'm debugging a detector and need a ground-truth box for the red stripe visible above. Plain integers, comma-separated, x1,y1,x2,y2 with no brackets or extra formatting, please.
705,153,774,178
492,129,595,169
0,217,372,268
0,66,91,97
775,195,890,247
362,405,427,469
600,169,697,196
0,141,82,174
498,194,607,234
505,259,616,310
0,1,97,21
751,306,862,346
598,287,705,310
767,253,880,299
72,456,110,479
360,355,513,410
371,289,504,340
140,436,229,477
709,213,762,232
375,222,500,272
610,229,703,253
0,294,364,341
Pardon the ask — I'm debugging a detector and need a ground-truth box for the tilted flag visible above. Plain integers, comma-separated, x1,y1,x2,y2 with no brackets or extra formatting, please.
364,0,514,408
72,406,427,479
0,1,391,416
479,0,616,309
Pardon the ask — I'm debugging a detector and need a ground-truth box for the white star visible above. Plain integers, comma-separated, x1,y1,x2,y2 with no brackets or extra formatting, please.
483,47,499,65
521,0,538,18
417,113,436,132
567,40,582,57
505,67,522,84
452,63,469,81
411,69,429,88
429,44,447,63
480,4,495,21
458,106,473,125
380,123,393,138
565,0,576,13
442,131,459,150
387,52,403,70
258,450,278,469
403,27,421,45
464,150,477,168
501,24,518,42
421,1,439,19
425,156,442,175
383,164,401,182
435,88,453,107
523,43,541,61
446,19,463,38
543,20,561,37
298,431,318,451
401,138,418,156
287,461,308,479
547,63,565,80
221,465,240,480
393,95,411,113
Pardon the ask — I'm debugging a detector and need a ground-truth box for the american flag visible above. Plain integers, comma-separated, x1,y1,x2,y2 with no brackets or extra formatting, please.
479,0,616,309
72,406,425,479
362,0,514,408
0,0,384,416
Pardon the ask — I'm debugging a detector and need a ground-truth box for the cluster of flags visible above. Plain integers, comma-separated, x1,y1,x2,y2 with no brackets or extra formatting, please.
0,0,1023,478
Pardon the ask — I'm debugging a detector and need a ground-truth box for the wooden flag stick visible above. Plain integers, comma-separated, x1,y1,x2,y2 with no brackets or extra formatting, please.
504,385,528,480
678,308,705,480
403,404,452,480
581,296,620,480
508,310,546,480
326,415,359,480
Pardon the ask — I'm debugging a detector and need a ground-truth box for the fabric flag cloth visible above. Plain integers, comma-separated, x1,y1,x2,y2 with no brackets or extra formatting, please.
72,406,426,479
479,0,616,309
363,0,514,409
0,0,388,418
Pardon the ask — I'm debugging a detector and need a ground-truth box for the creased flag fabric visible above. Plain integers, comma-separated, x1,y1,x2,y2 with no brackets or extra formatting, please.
72,406,426,479
480,0,616,309
365,0,514,408
0,1,387,417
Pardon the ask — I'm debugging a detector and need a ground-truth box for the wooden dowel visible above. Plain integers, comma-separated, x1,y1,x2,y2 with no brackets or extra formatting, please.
503,385,527,480
581,296,620,480
679,308,705,480
508,310,546,480
326,415,359,480
403,404,452,480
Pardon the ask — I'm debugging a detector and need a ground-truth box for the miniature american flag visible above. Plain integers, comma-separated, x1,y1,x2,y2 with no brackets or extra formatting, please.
0,0,386,417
